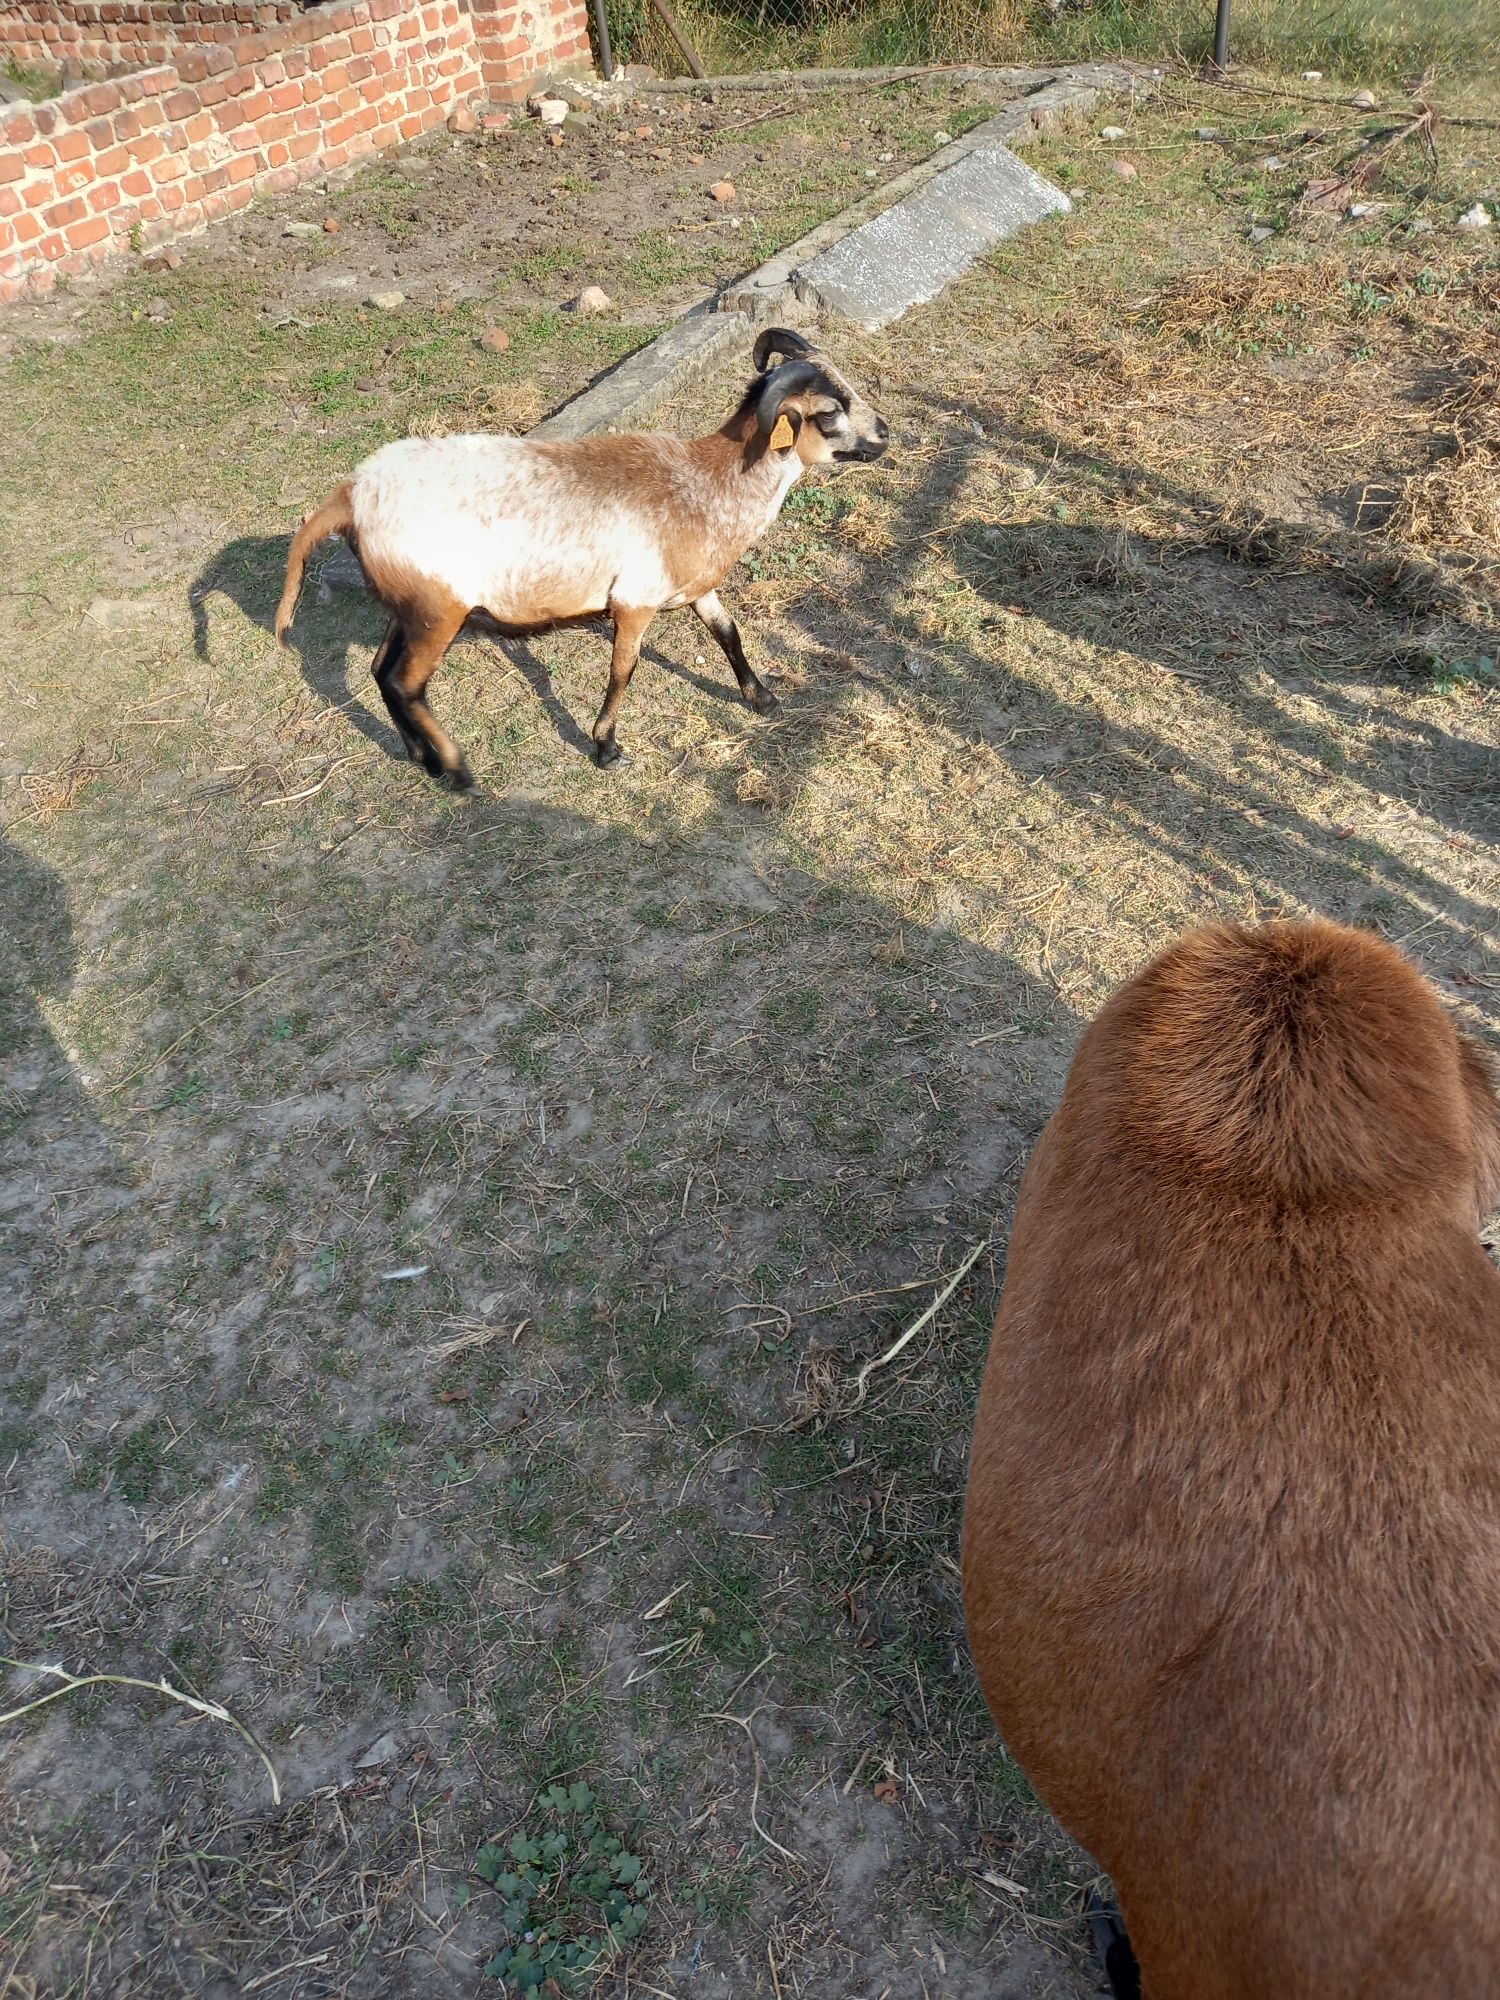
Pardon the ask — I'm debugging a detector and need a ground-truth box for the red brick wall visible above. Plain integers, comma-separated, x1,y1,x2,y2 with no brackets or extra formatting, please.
0,0,592,301
0,2,303,78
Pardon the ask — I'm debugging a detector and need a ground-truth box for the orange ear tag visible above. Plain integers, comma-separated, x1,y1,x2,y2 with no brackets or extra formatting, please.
769,412,795,450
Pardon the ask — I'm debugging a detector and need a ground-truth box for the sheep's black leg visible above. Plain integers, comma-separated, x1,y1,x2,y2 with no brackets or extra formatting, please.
380,597,474,789
594,605,654,766
371,618,429,766
691,590,777,714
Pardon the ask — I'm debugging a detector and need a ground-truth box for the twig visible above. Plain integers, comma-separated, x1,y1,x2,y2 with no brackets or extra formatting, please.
703,1707,804,1870
102,941,377,1093
849,1238,990,1407
0,1658,281,1806
256,753,363,808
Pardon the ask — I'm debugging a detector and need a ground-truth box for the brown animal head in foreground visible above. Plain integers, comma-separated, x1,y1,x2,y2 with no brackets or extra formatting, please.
963,919,1500,2000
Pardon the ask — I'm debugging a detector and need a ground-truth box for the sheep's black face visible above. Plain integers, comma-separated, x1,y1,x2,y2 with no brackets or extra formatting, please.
750,333,890,469
798,366,889,467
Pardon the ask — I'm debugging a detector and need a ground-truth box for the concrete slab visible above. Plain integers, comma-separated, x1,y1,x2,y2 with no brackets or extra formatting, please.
530,306,756,441
793,145,1070,330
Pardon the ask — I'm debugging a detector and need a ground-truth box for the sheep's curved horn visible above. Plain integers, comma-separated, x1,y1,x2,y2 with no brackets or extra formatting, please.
753,326,816,373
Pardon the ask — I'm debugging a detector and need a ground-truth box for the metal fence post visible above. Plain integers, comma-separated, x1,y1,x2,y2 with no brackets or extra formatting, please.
1211,0,1231,75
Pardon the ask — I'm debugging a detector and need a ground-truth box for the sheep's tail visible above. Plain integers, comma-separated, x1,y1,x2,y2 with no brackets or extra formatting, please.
275,482,354,645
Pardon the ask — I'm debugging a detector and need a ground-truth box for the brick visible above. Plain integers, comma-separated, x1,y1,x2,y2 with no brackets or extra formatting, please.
288,129,319,157
93,143,128,175
155,154,186,182
65,211,111,250
58,163,95,197
3,111,37,148
87,179,122,212
0,184,18,218
42,195,87,228
134,133,167,165
80,82,121,116
216,100,246,130
163,88,198,119
269,79,301,111
23,180,52,210
13,208,42,243
54,129,90,163
120,167,151,196
265,139,289,167
0,155,24,186
181,112,212,142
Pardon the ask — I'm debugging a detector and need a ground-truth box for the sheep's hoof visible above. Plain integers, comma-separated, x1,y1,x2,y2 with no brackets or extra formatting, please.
748,684,779,715
446,761,476,793
595,738,624,769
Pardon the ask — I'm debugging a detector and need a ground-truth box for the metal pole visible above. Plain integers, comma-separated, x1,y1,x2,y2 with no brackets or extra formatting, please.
592,0,614,80
1211,0,1231,75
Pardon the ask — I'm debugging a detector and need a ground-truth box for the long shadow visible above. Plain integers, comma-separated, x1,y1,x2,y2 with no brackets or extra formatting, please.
689,401,1499,1031
191,536,754,773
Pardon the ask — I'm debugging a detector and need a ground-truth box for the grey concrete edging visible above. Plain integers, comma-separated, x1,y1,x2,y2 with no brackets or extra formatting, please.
531,64,1149,438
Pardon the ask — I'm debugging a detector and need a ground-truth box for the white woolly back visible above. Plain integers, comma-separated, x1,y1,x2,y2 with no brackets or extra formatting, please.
348,433,802,619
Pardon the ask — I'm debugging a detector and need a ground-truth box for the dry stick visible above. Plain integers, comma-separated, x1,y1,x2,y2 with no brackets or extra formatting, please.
649,0,705,79
1300,105,1437,210
849,1237,990,1408
703,1707,804,1870
0,1659,282,1807
102,941,377,1093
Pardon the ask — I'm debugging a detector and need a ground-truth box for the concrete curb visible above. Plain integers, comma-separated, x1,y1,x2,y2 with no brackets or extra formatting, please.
526,64,1153,438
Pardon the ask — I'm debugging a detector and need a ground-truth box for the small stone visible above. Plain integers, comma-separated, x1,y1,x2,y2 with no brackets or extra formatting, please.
567,284,613,315
688,150,704,164
283,220,321,238
145,297,172,323
835,136,851,152
322,215,340,233
366,289,405,309
1194,126,1219,140
1346,201,1378,219
354,377,380,393
355,1731,402,1771
709,179,736,202
876,150,894,163
1349,88,1377,108
1100,124,1127,139
1456,202,1493,231
932,129,951,145
449,103,479,134
142,245,182,272
1247,224,1275,243
1108,159,1138,180
394,155,428,177
481,111,511,134
562,110,592,134
85,596,156,629
634,124,652,139
479,325,510,352
1254,155,1286,171
864,167,878,180
1302,69,1323,81
534,95,568,126
1407,215,1436,234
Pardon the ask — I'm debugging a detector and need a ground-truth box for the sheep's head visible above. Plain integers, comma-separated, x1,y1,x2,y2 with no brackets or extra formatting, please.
749,328,889,467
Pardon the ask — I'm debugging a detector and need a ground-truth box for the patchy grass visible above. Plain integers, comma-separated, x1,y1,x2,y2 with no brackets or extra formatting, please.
1,65,1498,2000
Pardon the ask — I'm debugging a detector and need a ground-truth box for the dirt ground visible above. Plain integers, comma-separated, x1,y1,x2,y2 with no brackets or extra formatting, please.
2,65,1498,2000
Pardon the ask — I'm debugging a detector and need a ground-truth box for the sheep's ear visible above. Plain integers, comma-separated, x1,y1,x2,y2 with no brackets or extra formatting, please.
753,327,815,374
769,411,796,450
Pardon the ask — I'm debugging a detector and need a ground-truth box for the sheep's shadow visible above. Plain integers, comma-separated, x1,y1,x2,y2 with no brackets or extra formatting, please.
190,535,751,773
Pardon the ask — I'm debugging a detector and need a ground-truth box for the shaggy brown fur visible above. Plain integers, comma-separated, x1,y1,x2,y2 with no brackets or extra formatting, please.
963,919,1500,2000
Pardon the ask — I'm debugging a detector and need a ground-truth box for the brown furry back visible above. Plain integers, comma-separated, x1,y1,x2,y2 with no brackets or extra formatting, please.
963,920,1500,2000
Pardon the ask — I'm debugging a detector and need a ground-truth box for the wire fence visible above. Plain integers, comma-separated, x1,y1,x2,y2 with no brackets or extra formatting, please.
594,0,1489,85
